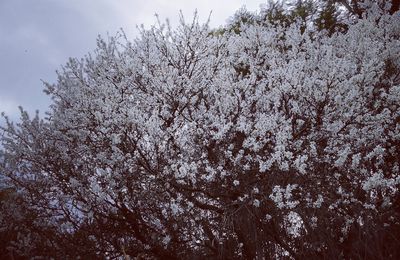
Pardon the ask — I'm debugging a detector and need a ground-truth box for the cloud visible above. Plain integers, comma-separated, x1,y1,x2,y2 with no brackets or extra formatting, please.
0,96,20,117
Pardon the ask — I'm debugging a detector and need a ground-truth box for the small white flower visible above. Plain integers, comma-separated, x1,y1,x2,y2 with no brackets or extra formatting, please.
162,235,171,246
253,199,260,207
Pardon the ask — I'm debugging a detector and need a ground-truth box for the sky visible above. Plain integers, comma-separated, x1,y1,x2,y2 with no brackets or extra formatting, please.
0,0,267,122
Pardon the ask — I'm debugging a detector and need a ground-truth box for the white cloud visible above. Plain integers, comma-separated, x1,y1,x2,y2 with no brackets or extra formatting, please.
0,96,20,117
56,0,266,37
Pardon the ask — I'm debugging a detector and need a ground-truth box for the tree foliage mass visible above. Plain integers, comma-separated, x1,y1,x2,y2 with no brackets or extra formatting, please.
1,1,400,259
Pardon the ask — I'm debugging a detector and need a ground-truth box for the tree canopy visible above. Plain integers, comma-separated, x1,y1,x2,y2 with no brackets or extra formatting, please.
1,1,400,259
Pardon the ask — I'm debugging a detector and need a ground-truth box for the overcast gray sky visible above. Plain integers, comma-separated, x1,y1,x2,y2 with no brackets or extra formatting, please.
0,0,266,122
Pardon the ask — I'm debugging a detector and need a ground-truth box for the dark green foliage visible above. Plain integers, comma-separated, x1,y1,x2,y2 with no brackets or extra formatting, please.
315,1,348,35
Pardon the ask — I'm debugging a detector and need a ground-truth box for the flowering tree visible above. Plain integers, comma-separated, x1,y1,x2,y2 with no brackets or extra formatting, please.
1,1,400,259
